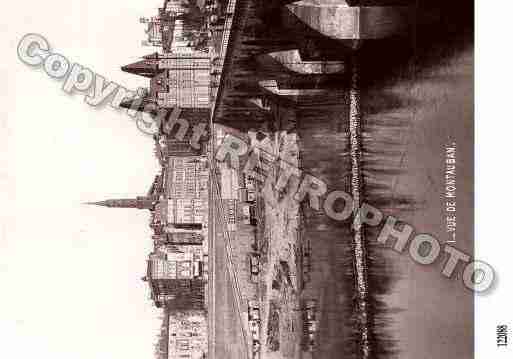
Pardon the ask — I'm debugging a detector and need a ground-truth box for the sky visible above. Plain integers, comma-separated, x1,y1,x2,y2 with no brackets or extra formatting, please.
1,1,167,359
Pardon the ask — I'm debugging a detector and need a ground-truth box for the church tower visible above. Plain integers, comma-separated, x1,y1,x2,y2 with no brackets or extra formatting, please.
87,196,156,210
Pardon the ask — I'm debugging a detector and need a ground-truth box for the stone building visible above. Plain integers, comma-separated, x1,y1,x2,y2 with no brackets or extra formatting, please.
122,51,211,110
167,156,209,199
168,310,208,359
144,246,206,309
153,232,204,246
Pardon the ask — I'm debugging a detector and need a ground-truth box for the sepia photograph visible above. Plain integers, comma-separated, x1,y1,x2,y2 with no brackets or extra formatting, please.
1,1,510,359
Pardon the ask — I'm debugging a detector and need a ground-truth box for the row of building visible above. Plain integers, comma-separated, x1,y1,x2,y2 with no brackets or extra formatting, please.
91,1,219,358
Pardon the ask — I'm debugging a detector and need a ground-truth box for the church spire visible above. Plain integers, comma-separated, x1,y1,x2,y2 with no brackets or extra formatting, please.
121,57,162,78
86,196,156,210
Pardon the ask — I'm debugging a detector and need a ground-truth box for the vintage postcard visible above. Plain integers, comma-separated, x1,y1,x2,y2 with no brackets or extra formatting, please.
3,1,508,359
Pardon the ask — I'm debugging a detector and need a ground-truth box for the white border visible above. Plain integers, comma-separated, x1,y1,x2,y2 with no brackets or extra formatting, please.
476,2,513,358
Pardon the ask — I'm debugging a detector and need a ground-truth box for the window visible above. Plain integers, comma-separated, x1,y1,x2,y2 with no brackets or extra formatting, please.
176,339,190,351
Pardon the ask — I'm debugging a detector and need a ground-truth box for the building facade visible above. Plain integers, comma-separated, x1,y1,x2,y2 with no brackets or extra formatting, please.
167,156,209,199
122,51,211,110
168,310,208,359
145,246,206,309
